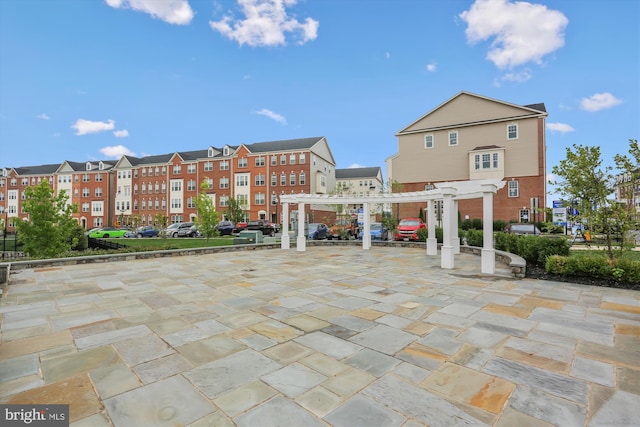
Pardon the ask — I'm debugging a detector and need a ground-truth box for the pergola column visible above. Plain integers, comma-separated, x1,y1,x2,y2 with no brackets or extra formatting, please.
362,203,371,250
481,184,497,274
453,200,460,254
280,202,290,249
297,202,306,252
440,186,456,269
427,199,437,255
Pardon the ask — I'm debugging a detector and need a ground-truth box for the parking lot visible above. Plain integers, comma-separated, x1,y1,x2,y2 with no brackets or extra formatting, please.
1,246,639,426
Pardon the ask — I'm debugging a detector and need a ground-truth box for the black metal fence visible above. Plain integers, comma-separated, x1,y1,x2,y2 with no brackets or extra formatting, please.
1,232,24,260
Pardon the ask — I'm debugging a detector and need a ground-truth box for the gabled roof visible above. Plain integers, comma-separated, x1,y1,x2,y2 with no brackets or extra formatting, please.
178,149,209,161
245,137,325,153
470,145,504,151
336,167,382,180
396,91,548,135
14,163,60,175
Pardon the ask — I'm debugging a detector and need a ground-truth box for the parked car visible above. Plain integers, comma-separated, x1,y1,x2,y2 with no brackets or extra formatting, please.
165,222,196,238
394,218,426,241
126,225,158,238
358,222,388,241
308,223,329,240
244,220,277,236
88,227,129,238
504,223,541,235
176,222,200,237
328,217,359,240
215,220,236,236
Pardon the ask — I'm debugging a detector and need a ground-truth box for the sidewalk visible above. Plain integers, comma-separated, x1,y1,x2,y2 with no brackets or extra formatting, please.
1,246,639,426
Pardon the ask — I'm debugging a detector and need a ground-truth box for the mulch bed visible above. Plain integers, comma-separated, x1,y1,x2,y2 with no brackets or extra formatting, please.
525,263,639,291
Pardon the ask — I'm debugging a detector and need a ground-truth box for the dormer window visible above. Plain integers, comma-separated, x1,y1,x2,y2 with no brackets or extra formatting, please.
223,146,230,156
86,162,92,171
99,161,104,170
2,168,7,177
208,147,215,157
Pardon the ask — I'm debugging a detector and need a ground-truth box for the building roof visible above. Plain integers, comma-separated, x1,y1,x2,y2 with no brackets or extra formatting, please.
14,163,60,175
245,136,325,153
523,103,547,113
336,167,382,180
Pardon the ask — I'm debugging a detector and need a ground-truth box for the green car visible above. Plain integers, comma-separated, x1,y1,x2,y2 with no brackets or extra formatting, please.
88,227,129,238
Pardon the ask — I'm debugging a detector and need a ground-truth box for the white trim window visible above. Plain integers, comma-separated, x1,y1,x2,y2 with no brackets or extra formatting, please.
425,134,434,149
448,131,458,146
507,123,518,140
508,180,519,197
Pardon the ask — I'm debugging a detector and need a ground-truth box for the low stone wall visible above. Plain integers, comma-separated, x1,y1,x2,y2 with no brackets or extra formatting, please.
0,240,525,285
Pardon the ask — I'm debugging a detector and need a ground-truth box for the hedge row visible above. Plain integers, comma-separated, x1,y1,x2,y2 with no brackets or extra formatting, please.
546,254,640,284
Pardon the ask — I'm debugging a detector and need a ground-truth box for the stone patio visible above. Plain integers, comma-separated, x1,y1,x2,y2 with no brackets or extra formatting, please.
1,246,639,426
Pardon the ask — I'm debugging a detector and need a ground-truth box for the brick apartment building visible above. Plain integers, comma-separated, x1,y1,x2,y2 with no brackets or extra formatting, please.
387,91,548,223
1,137,337,231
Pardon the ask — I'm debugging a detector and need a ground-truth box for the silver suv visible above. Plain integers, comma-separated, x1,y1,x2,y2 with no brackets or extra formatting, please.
165,222,195,238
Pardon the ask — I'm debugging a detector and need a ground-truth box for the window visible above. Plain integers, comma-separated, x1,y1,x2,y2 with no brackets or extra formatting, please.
482,153,491,169
255,157,265,167
425,134,434,149
155,199,159,209
280,173,286,186
474,155,480,170
155,167,160,176
83,174,90,183
271,173,277,186
289,154,296,165
208,147,215,157
10,179,16,186
171,199,181,209
238,158,247,168
299,153,306,164
299,172,306,185
141,184,146,194
508,123,518,140
519,209,530,223
154,183,159,193
220,160,229,171
255,174,265,186
148,183,152,193
187,164,196,174
95,188,103,197
320,175,326,188
82,188,89,197
220,196,228,207
161,199,166,209
205,178,213,189
220,177,229,189
172,165,181,175
141,200,146,210
493,153,499,168
236,175,248,187
271,156,277,166
255,193,265,205
93,217,103,227
290,172,296,185
171,180,182,192
187,197,196,208
237,194,248,207
204,162,213,171
162,167,166,175
8,190,17,200
508,180,519,197
280,155,286,165
162,183,166,193
142,168,146,177
134,200,138,210
187,180,197,191
449,131,458,146
82,203,89,212
92,201,103,213
134,170,138,178
134,184,138,194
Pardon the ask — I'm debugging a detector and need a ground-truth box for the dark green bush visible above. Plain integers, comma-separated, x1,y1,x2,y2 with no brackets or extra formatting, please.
493,220,507,232
609,258,640,283
494,232,519,254
568,255,609,277
471,218,483,230
416,227,427,242
545,255,566,274
464,229,484,247
494,232,569,264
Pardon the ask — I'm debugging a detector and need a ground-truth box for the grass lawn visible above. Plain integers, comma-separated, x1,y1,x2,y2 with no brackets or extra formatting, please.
569,247,640,261
114,237,235,250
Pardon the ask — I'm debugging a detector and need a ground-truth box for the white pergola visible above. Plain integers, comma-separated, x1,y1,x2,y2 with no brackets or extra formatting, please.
278,179,506,274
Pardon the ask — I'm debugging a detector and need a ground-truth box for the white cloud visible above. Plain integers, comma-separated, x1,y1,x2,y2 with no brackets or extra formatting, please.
348,163,364,169
71,119,115,136
501,69,532,82
100,145,136,158
113,129,129,138
460,0,568,69
580,92,622,112
255,108,287,125
37,113,50,120
546,122,575,133
210,0,319,47
426,63,437,72
105,0,193,25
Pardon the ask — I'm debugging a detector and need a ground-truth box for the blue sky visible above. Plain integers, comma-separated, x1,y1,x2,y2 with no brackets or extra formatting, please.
1,0,638,203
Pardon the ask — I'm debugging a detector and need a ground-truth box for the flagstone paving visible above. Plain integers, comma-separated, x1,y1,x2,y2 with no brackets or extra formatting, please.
1,246,639,426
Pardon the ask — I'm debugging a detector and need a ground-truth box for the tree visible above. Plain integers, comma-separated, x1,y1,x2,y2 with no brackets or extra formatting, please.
15,180,81,258
551,143,633,260
154,214,168,238
194,180,219,242
226,197,246,224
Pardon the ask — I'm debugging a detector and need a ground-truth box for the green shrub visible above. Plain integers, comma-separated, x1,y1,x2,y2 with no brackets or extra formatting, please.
461,219,472,231
545,255,567,274
464,229,484,247
535,237,570,264
494,232,519,254
471,218,483,230
416,227,427,242
610,258,640,283
566,255,609,278
493,220,507,232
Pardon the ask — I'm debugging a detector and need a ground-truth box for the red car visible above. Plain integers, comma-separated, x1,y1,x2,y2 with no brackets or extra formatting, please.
394,218,426,241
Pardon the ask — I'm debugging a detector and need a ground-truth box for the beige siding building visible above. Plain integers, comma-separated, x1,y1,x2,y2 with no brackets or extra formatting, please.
387,91,548,223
